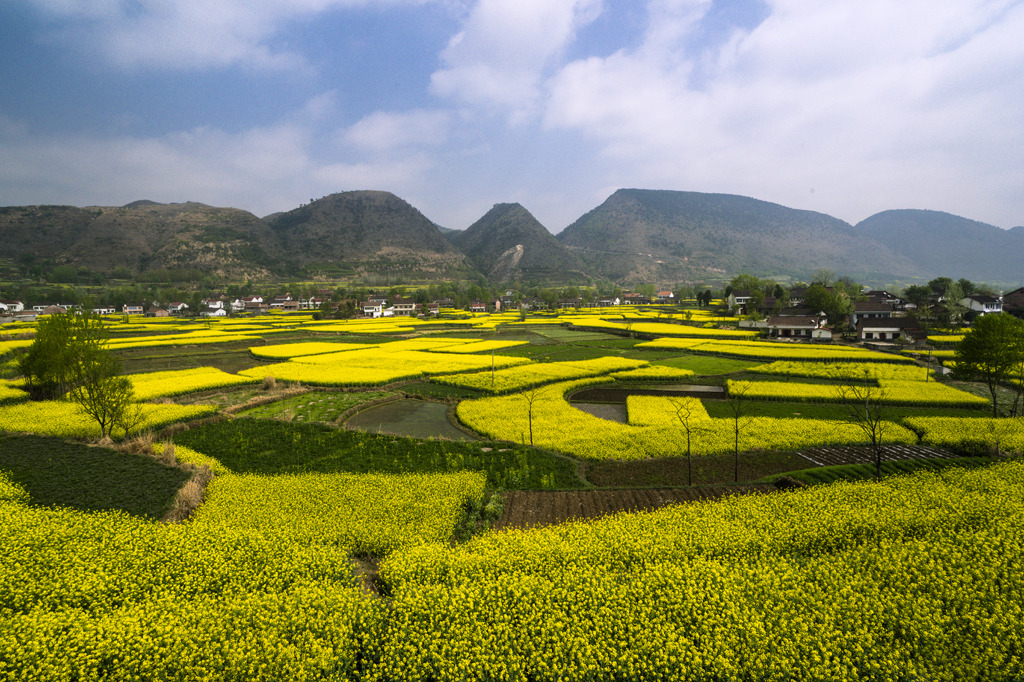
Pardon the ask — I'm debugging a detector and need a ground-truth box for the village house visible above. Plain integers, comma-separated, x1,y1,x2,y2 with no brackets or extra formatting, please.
765,315,823,339
788,287,809,306
0,299,24,313
857,317,924,343
960,293,1003,315
360,300,384,318
167,302,189,315
727,290,753,313
849,299,894,327
122,304,144,316
656,291,674,303
1003,287,1024,317
231,295,264,313
863,290,904,308
390,297,418,316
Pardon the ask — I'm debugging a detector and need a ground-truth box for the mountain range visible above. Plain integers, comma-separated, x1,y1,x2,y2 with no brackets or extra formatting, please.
1,189,1021,287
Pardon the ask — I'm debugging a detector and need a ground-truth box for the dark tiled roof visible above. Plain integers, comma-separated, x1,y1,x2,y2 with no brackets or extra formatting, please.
767,316,818,328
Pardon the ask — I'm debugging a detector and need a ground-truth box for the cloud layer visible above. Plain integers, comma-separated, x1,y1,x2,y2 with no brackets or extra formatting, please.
3,0,1023,232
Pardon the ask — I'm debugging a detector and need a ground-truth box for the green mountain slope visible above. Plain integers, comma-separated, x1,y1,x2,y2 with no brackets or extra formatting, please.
853,210,1024,283
264,191,478,280
447,203,590,284
556,189,917,285
0,202,280,280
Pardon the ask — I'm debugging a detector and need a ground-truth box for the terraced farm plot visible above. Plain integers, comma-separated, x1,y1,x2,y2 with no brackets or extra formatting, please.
796,444,959,467
238,390,393,423
495,485,777,530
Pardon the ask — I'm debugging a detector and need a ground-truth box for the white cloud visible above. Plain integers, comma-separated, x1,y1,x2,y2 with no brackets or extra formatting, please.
430,0,602,117
24,0,427,71
542,0,1024,227
342,110,451,152
0,106,443,217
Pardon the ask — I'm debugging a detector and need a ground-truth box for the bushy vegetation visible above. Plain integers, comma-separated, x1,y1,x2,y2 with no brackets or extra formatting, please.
0,435,189,518
172,418,583,490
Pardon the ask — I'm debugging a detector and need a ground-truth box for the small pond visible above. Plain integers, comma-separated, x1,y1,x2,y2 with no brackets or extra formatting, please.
345,399,479,442
571,402,628,424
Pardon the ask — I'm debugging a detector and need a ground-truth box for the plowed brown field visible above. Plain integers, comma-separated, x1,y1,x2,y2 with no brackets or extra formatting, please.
495,485,776,531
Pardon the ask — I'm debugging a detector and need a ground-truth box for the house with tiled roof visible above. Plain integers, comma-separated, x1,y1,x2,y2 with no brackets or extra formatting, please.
960,294,1003,315
857,317,923,343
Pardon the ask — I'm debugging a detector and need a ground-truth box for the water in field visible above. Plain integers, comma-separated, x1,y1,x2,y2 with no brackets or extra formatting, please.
571,402,628,423
345,399,479,442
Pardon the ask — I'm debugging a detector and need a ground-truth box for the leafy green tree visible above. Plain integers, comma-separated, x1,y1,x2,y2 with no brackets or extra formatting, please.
902,284,932,309
804,282,855,328
19,312,139,438
728,274,764,294
953,313,1024,417
940,281,967,329
956,278,976,297
19,313,84,399
928,277,953,296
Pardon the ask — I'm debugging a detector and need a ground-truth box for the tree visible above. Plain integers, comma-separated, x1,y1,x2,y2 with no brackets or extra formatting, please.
956,278,976,298
953,313,1024,417
812,268,835,287
669,397,709,486
804,282,855,328
725,382,751,483
939,281,967,330
70,361,142,440
928,277,953,296
520,387,542,446
901,284,932,309
833,368,893,481
19,312,139,438
729,274,765,294
19,313,84,399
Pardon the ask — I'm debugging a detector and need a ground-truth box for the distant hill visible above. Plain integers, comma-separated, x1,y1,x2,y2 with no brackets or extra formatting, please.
263,191,477,280
447,203,590,284
0,202,280,280
556,189,916,285
853,210,1024,283
2,189,1022,286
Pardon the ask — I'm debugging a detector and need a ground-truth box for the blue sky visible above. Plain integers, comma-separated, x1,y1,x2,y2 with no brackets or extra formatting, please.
1,0,1022,232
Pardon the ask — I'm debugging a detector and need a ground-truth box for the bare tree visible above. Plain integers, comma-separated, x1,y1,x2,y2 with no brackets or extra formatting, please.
833,368,893,481
725,381,752,483
669,396,709,486
520,387,542,446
